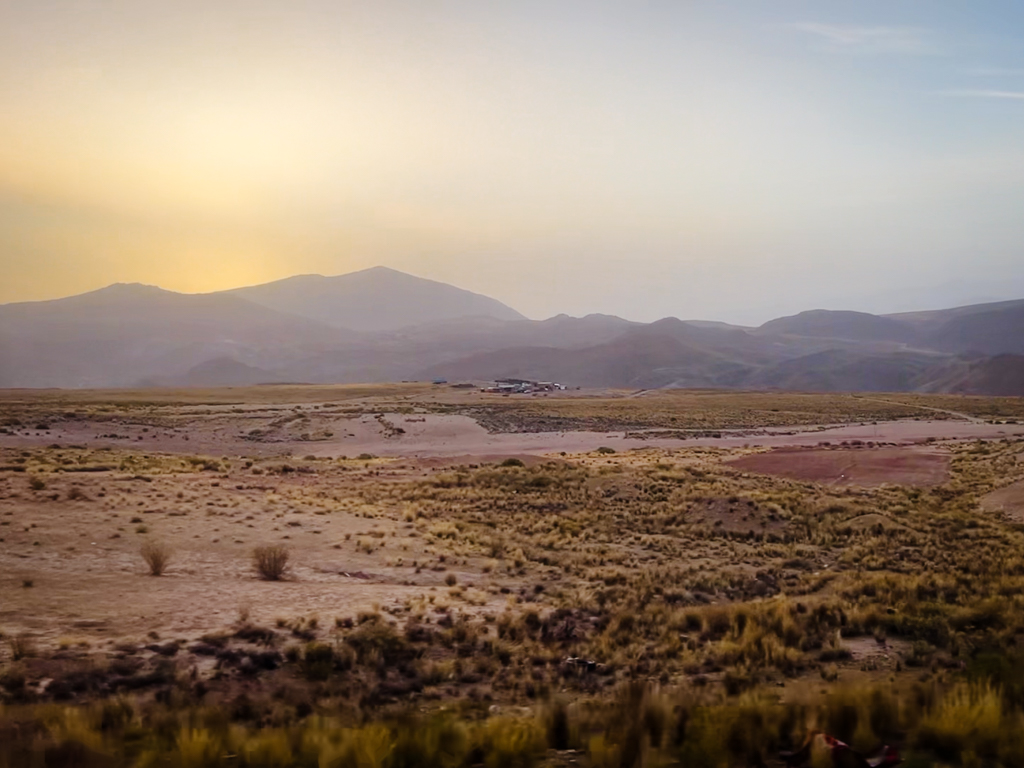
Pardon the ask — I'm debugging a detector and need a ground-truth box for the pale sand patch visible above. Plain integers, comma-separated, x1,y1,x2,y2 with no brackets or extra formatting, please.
3,409,1022,460
981,479,1024,522
305,414,1024,459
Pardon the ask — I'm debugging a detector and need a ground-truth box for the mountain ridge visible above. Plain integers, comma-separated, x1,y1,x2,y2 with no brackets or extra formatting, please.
2,268,1023,395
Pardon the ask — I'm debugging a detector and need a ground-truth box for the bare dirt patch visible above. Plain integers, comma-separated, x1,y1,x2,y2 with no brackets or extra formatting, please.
3,384,1024,460
981,479,1024,522
725,446,951,487
686,496,789,538
0,448,508,651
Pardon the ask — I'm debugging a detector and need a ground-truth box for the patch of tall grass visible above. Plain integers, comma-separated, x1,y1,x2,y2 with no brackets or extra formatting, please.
9,678,1024,768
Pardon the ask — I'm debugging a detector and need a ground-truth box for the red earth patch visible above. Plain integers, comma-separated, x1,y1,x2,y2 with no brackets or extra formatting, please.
726,446,949,487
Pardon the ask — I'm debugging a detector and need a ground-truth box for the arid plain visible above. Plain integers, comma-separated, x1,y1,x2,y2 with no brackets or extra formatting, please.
3,384,1024,765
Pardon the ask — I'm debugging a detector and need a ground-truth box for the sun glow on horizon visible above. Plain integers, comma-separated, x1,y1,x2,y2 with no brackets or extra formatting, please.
2,1,1024,323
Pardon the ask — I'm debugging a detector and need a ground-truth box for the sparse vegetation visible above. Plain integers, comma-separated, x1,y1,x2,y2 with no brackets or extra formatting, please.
452,390,995,434
3,677,1024,765
67,486,89,501
140,539,172,575
7,633,35,660
3,388,1024,764
253,544,290,580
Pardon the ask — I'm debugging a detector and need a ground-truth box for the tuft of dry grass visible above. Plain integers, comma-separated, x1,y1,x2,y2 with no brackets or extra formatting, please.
140,540,172,576
237,600,253,624
7,633,36,660
253,544,290,580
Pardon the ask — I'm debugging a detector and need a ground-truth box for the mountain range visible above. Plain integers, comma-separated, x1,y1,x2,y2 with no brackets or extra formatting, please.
1,266,1022,395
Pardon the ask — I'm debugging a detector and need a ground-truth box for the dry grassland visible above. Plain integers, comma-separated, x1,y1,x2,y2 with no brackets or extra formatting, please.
449,390,945,433
2,387,1024,766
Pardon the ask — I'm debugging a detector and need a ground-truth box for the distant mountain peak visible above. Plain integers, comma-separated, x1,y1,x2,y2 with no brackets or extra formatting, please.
757,308,918,344
93,282,169,295
43,282,181,307
221,266,526,332
648,316,689,328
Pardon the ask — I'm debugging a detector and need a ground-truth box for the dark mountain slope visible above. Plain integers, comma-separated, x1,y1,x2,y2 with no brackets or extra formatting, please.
748,349,948,393
378,313,638,354
887,298,1024,332
421,327,748,389
140,357,280,388
945,354,1024,396
757,310,918,344
925,306,1024,355
0,284,343,388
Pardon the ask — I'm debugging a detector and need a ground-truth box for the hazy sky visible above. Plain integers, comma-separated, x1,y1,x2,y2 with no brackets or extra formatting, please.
2,1,1023,324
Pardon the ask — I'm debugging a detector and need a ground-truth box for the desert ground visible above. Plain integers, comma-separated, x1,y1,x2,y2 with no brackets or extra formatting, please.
1,385,1022,460
3,385,1024,766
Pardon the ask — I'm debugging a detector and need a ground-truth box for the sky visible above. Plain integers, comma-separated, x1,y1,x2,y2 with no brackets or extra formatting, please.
1,1,1023,325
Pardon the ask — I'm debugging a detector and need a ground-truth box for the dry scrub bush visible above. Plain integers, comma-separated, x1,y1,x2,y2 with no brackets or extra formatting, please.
67,486,89,501
253,544,290,580
140,540,172,576
917,682,1004,762
6,644,1024,767
7,633,36,660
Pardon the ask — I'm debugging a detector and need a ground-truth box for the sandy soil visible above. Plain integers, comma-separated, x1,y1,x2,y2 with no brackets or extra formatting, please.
1,392,1020,659
0,457,509,651
2,411,1022,461
981,479,1024,522
309,414,1024,457
725,446,951,487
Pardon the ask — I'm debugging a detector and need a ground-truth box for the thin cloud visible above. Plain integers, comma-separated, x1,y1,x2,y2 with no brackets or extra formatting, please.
786,22,936,55
962,67,1024,77
942,89,1024,100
